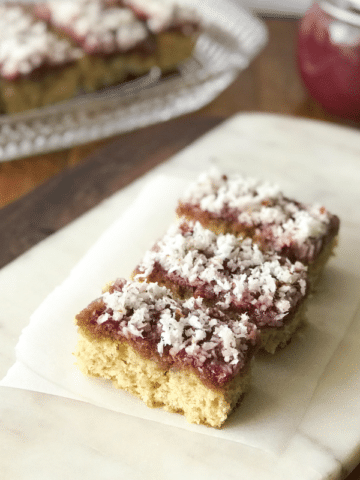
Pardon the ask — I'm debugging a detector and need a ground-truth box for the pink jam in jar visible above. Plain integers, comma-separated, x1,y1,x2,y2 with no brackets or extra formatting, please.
297,1,360,119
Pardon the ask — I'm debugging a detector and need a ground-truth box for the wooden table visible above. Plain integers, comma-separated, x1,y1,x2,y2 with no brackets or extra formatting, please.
1,18,359,479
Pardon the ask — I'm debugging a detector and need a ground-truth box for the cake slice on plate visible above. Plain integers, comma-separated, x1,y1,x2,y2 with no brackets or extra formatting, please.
0,3,83,114
122,0,201,71
133,220,309,354
35,0,157,92
36,0,201,92
176,169,340,283
74,278,259,427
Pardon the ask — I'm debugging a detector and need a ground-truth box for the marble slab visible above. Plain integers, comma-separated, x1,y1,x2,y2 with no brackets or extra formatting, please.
1,113,360,480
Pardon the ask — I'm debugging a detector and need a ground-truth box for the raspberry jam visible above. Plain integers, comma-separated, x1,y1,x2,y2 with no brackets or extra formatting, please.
297,1,360,120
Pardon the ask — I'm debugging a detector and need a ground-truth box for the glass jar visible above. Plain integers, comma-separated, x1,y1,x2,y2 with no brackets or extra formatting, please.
297,1,360,120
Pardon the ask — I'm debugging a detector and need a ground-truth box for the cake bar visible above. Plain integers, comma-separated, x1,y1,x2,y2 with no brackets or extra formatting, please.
176,169,340,282
122,0,200,71
133,220,309,353
36,0,200,92
0,3,83,114
0,0,200,114
74,171,337,427
74,278,259,427
36,0,158,92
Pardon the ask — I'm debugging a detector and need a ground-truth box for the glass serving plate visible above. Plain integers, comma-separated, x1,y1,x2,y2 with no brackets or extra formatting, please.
0,0,267,162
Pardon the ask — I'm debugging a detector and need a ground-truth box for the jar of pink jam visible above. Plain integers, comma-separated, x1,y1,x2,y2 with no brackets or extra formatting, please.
297,1,360,120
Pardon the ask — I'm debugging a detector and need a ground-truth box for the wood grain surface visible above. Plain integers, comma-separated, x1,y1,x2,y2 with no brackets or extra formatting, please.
1,18,360,479
0,116,221,267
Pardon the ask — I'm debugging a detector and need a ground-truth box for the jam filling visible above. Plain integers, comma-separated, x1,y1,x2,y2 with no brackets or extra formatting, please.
134,220,308,330
0,3,82,81
136,261,305,330
176,169,340,266
36,1,151,55
76,279,259,389
119,0,200,34
177,202,340,265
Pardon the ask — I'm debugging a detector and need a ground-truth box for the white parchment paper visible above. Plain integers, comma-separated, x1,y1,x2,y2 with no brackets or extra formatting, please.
2,174,360,455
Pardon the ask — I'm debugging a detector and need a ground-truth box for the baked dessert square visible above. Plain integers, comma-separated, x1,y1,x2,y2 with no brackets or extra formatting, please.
122,0,201,71
36,0,158,92
133,220,309,354
1,0,201,113
176,169,340,283
0,3,83,114
36,0,200,94
74,278,259,428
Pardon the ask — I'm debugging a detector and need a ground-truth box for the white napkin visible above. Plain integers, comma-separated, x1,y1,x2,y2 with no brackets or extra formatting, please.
2,174,360,455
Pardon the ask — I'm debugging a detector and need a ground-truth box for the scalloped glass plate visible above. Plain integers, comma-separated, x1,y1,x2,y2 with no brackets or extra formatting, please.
0,0,267,162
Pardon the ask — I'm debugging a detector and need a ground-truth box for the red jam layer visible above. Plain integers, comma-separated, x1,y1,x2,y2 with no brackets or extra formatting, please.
76,278,259,388
133,220,308,330
176,170,340,266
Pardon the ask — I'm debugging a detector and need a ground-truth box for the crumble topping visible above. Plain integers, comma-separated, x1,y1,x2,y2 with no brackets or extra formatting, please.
0,5,82,79
134,221,308,327
84,279,258,385
42,0,148,53
178,168,336,264
123,0,199,33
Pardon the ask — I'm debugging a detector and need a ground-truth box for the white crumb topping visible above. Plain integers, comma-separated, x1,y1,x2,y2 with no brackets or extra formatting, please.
180,168,332,262
98,280,169,330
159,305,253,366
186,168,281,212
135,221,308,326
45,0,148,52
124,0,199,33
0,5,82,79
96,280,257,371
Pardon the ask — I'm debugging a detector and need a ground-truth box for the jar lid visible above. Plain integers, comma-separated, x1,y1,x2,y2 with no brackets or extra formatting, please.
320,0,360,26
